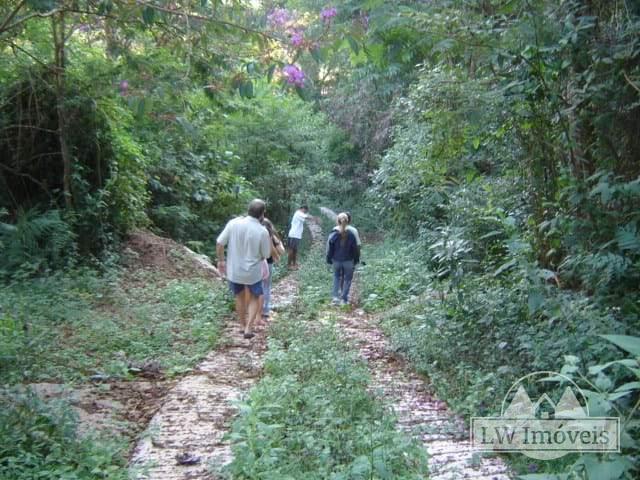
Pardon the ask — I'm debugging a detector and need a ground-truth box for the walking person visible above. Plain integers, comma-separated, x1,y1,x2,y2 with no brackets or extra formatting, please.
216,199,271,339
259,218,285,324
287,204,313,269
326,212,359,305
326,211,362,297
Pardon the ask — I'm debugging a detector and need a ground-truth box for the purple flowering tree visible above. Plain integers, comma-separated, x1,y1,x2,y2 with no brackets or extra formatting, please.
320,7,337,23
282,65,305,88
290,30,304,47
267,7,292,29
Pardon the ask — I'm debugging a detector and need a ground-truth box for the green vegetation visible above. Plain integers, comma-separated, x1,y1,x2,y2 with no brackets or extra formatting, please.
362,238,639,477
1,0,639,478
224,254,428,479
0,267,229,383
0,389,128,479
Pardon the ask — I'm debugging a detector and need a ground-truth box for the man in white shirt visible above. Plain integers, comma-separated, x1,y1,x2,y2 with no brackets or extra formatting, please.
216,199,271,339
287,205,312,269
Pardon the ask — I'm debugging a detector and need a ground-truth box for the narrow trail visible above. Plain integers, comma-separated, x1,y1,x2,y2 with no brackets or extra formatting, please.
316,209,511,478
334,303,511,480
129,214,511,479
129,276,299,479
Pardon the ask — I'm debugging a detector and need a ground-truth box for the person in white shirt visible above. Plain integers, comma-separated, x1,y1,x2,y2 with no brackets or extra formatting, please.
286,205,313,269
216,199,271,339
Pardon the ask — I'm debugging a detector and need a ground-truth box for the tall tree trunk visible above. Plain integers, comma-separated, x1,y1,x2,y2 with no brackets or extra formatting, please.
52,11,73,209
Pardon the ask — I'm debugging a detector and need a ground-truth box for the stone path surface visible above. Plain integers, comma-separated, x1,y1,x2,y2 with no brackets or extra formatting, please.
336,306,512,480
129,277,298,479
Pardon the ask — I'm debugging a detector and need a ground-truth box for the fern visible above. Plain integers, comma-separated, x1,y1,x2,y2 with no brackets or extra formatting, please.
616,223,640,253
0,209,76,276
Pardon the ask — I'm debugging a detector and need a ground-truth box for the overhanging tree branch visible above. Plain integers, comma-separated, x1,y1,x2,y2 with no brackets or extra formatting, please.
0,162,50,194
5,39,52,70
0,0,27,34
0,6,61,36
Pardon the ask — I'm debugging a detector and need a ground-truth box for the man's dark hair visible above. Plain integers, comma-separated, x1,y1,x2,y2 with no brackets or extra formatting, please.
300,205,309,211
248,199,266,219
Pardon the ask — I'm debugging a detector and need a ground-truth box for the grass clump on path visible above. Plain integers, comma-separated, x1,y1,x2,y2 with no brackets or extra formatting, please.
224,255,428,479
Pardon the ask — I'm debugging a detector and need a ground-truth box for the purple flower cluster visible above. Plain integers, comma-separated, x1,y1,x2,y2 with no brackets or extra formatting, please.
320,7,337,23
267,7,291,28
282,65,305,87
290,30,304,47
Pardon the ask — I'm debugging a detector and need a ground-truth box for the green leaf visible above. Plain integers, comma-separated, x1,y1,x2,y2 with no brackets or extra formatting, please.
350,455,371,476
142,6,155,25
310,47,324,64
600,335,640,356
434,38,456,53
295,86,308,101
97,0,113,14
27,0,57,12
588,359,639,375
240,80,254,99
580,454,630,480
494,258,517,276
175,116,195,136
373,457,392,480
365,43,386,67
266,64,277,83
564,355,580,365
615,223,640,252
347,36,360,55
613,381,640,392
527,291,544,315
479,230,503,240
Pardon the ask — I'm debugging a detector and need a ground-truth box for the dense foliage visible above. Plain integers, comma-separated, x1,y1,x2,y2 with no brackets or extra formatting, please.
1,0,639,478
0,389,128,479
0,0,358,271
341,1,640,478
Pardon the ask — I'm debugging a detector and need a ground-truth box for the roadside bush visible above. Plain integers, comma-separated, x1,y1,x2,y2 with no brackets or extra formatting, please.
0,209,76,279
0,389,127,479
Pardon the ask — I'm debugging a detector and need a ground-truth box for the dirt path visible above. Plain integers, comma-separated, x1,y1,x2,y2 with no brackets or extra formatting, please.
334,303,511,480
316,208,510,478
129,277,299,479
129,215,510,479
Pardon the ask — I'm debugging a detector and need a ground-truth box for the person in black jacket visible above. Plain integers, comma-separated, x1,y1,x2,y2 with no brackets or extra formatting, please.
326,212,359,305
